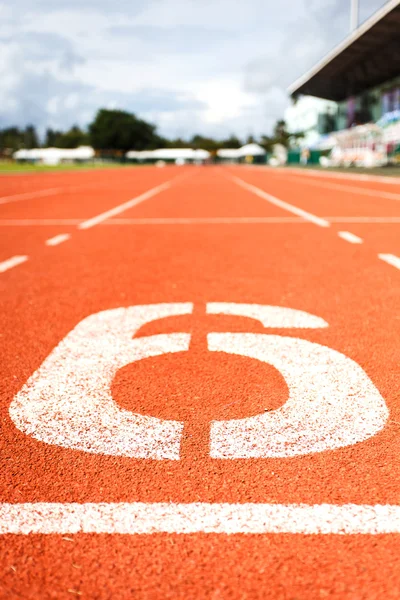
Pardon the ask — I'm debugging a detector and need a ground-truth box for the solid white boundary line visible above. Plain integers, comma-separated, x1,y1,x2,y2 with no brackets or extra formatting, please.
45,233,71,246
286,167,400,186
105,216,308,224
338,231,363,244
327,217,400,223
378,253,400,271
255,166,400,186
78,181,173,230
0,188,64,206
280,173,400,202
0,217,399,226
228,175,330,228
0,219,82,226
0,255,28,273
1,503,400,535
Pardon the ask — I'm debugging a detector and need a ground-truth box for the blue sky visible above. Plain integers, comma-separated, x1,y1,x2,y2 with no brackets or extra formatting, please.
0,0,388,139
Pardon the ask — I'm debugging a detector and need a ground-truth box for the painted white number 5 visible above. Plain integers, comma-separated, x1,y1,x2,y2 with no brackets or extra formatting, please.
10,302,388,459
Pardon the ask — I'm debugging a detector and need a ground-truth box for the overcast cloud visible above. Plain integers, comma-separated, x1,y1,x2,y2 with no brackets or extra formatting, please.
0,0,388,139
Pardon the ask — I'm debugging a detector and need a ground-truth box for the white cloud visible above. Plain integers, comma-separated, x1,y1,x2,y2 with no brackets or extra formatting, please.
0,0,389,138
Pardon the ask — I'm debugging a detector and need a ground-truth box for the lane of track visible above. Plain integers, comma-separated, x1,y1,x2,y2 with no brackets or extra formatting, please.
0,167,192,265
0,166,399,599
228,166,400,260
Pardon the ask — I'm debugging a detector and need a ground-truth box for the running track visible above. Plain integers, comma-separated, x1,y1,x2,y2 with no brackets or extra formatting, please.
0,165,399,599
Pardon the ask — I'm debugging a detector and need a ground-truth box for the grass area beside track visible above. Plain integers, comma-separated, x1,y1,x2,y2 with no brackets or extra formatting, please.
0,161,139,174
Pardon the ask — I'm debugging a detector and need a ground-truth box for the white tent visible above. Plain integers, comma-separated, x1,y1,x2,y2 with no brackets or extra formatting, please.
216,148,241,159
217,144,266,162
125,148,210,163
237,143,266,157
14,146,95,165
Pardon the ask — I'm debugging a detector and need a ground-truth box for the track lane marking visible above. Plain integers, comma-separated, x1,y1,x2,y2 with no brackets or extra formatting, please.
0,255,28,273
45,234,71,246
78,181,174,230
228,175,330,228
327,217,400,223
274,173,400,202
0,219,82,226
338,231,363,244
251,165,400,186
0,188,65,206
0,217,400,226
378,253,400,271
1,503,400,535
105,216,309,224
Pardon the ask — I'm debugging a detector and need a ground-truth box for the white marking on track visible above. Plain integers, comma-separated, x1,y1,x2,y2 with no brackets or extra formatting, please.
378,253,400,271
338,231,363,244
229,175,330,227
327,217,400,223
207,302,328,328
254,165,400,186
0,220,82,226
0,188,64,206
78,182,172,229
209,333,388,458
0,255,28,273
45,233,71,246
10,304,193,459
1,502,400,535
0,216,399,226
105,217,308,224
281,174,400,202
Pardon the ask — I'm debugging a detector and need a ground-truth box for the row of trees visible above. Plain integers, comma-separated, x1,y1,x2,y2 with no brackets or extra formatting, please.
1,109,297,155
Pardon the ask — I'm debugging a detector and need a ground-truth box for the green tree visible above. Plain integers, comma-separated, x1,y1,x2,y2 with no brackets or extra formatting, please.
273,120,290,147
24,125,39,149
190,134,219,152
0,127,24,152
88,109,161,153
56,125,89,148
259,135,274,153
219,135,242,149
167,137,189,148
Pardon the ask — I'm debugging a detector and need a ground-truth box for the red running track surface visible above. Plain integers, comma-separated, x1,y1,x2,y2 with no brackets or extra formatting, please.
0,165,399,599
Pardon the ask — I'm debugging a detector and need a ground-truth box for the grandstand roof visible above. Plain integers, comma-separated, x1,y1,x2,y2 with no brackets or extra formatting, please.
289,0,400,101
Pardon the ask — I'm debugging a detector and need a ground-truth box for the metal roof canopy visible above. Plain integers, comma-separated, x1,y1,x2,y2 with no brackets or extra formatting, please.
289,0,400,101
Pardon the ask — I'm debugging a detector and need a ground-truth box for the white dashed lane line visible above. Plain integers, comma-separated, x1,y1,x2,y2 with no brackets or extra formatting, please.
0,255,28,273
378,253,400,271
338,231,363,244
45,233,71,246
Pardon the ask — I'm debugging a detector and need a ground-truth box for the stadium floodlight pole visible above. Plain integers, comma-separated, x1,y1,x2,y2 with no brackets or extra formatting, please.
350,0,359,31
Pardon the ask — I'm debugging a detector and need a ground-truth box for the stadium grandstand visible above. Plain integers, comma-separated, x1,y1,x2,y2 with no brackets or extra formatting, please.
286,0,400,167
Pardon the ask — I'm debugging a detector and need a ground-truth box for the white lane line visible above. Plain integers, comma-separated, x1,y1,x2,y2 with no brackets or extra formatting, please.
378,253,400,271
327,217,400,223
273,166,400,186
281,173,400,202
1,503,400,535
0,219,82,226
0,188,64,206
338,231,363,244
45,233,71,246
105,216,308,224
228,175,330,228
78,181,173,230
0,255,28,273
0,217,399,226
